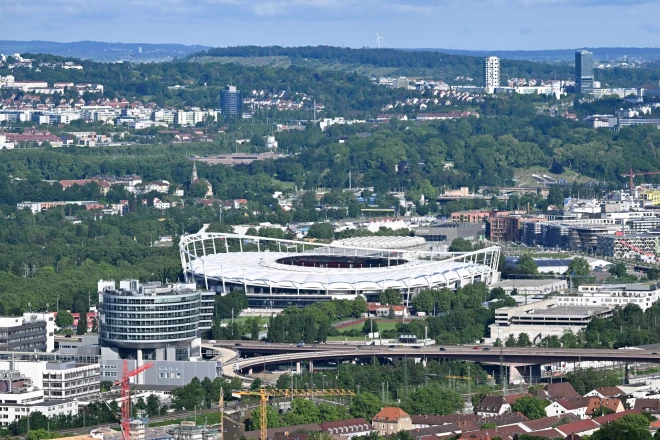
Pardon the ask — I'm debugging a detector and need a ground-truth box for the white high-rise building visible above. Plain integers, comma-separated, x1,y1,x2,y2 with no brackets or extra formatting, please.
484,56,500,94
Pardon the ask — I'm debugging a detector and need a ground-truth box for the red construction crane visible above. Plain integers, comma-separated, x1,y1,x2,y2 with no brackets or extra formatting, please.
116,360,154,440
621,168,660,189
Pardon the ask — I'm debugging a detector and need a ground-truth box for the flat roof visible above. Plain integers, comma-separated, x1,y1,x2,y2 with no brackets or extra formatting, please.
527,306,610,317
495,279,567,288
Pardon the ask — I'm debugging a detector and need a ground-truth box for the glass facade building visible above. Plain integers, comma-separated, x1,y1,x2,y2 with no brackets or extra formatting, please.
575,50,594,94
220,85,242,117
99,281,211,352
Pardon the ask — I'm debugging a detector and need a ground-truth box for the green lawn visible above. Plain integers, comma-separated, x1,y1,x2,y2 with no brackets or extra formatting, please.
327,335,368,341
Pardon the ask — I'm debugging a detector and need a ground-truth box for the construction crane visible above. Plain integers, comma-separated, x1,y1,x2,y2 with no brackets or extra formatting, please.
116,360,154,440
621,168,660,189
233,389,355,440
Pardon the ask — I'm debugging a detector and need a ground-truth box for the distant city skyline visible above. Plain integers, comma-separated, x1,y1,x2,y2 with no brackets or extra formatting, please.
3,0,660,51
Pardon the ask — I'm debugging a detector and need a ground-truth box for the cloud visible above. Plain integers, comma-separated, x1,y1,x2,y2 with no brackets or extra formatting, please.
638,23,660,34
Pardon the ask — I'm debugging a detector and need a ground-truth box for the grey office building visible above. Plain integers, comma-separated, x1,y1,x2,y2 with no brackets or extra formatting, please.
98,280,212,362
0,317,47,352
575,50,594,94
220,85,242,117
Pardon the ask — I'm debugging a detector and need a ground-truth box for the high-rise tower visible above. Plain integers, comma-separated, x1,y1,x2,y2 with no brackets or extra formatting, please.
484,56,500,94
575,50,594,95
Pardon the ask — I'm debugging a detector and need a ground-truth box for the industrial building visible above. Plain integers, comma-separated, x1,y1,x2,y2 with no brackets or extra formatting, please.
415,222,485,245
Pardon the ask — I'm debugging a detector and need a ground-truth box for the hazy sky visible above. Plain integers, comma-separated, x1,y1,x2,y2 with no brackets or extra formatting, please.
2,0,660,50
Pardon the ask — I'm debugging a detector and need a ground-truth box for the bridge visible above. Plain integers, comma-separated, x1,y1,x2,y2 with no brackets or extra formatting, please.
203,341,660,383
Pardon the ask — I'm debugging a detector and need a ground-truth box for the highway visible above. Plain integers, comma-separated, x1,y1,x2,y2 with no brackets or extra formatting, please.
202,340,660,379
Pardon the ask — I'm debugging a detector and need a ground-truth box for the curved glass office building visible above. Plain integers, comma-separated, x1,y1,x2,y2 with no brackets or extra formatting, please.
98,281,210,356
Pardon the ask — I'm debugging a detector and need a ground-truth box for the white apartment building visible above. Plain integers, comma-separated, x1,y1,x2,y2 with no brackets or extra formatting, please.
484,56,500,94
561,283,660,312
0,135,14,150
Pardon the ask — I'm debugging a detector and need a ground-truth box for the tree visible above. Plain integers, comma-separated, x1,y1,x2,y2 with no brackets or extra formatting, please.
91,317,98,333
306,223,335,240
592,406,616,417
401,384,463,415
349,392,382,420
505,334,517,347
647,268,660,281
516,255,538,275
449,238,473,252
565,368,621,395
609,263,628,278
250,378,263,391
547,185,564,207
55,310,74,328
567,257,591,286
517,333,532,347
379,288,402,306
511,396,550,420
362,319,378,335
250,319,260,340
388,307,395,319
146,394,161,417
249,405,283,430
590,414,652,440
76,312,88,335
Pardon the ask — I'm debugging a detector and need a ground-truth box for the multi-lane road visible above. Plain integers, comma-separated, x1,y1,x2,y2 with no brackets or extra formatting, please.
202,340,660,379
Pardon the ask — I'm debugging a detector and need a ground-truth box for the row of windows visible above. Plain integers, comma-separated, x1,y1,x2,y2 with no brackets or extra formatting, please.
101,325,197,334
159,372,181,379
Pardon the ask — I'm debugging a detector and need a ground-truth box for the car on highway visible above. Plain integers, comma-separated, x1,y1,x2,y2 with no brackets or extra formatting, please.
412,346,421,349
439,347,446,351
472,346,479,350
296,342,305,347
312,344,319,348
208,340,216,344
388,345,396,348
482,347,490,351
234,343,242,347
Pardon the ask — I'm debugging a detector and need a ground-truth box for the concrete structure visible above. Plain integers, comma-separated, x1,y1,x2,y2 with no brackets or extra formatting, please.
488,299,613,343
179,231,501,308
492,279,568,296
576,50,594,94
415,222,485,245
484,57,500,94
0,370,78,426
0,316,48,352
98,280,213,360
372,407,412,436
220,85,242,117
41,361,100,400
558,283,660,312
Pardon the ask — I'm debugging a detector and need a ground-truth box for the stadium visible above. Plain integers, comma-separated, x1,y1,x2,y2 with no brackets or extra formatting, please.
179,230,501,309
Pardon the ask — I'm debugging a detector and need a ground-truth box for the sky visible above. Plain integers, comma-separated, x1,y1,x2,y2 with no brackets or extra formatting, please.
2,0,660,50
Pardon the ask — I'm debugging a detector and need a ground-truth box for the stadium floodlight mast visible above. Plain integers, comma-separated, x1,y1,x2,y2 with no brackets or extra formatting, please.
376,33,385,49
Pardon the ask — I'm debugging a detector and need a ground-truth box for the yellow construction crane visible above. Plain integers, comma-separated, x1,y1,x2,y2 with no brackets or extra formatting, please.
233,389,356,440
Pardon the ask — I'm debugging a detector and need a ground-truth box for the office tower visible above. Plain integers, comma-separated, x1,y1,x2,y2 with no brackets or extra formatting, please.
484,56,500,94
220,85,242,117
575,50,594,94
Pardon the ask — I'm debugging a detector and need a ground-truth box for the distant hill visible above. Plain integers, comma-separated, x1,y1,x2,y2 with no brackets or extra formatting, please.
193,46,575,84
0,40,211,62
416,47,660,62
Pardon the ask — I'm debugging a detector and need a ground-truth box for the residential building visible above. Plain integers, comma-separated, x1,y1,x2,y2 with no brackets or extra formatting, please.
220,85,242,117
634,399,660,414
576,50,594,94
484,57,500,94
545,397,591,419
487,216,523,242
475,395,510,417
585,397,624,416
319,418,374,438
540,383,580,400
555,419,600,437
584,387,624,399
372,407,412,436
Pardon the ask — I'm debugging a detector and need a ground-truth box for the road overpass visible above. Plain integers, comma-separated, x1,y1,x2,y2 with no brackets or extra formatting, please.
205,341,660,382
